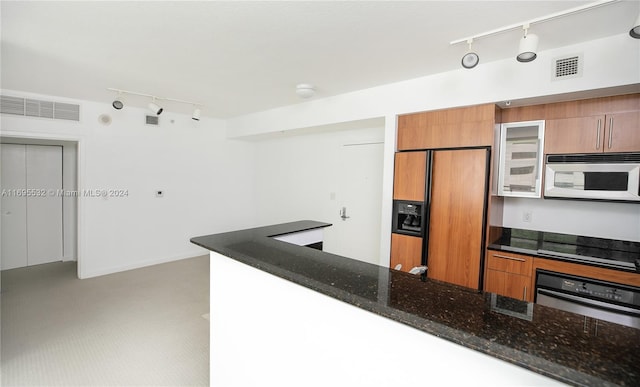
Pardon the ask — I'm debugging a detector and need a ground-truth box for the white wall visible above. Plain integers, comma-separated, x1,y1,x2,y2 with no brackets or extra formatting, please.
503,197,640,242
1,89,257,278
227,33,640,244
252,123,385,262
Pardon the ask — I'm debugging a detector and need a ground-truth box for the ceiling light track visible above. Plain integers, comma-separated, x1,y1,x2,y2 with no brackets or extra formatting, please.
450,0,618,46
107,88,203,120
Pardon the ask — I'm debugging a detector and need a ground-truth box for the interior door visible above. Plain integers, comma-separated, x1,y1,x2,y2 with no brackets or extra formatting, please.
1,144,29,270
26,145,63,266
426,148,489,289
324,142,384,265
0,144,63,270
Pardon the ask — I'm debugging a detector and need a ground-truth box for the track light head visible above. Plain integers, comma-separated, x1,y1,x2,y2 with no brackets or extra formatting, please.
461,52,479,69
630,13,640,39
112,92,124,110
461,39,479,69
192,108,201,121
148,101,163,115
517,26,538,63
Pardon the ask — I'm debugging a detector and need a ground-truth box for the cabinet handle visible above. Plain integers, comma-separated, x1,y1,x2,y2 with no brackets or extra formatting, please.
492,254,525,262
523,286,527,301
608,117,614,149
595,119,601,150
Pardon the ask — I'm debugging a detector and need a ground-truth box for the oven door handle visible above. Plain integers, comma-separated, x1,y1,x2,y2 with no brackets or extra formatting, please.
537,288,640,317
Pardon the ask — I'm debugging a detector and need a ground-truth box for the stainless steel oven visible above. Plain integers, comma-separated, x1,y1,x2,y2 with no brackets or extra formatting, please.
535,270,640,329
544,153,640,202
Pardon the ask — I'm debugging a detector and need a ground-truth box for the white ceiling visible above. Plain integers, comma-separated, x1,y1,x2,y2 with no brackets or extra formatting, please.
1,1,638,118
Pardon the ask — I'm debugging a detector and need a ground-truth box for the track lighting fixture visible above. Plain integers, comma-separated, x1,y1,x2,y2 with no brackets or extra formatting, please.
106,88,202,119
461,39,479,69
192,108,201,121
630,13,640,39
112,92,124,110
516,24,538,63
450,0,618,68
148,98,163,115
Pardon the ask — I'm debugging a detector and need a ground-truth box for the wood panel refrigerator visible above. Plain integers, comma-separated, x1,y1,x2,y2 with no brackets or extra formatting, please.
424,147,490,290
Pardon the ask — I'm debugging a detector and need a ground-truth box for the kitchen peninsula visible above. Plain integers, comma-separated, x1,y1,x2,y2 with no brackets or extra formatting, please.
192,221,639,386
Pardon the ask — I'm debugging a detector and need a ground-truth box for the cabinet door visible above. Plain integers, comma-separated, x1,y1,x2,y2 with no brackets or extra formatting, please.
544,115,605,155
504,273,531,302
605,111,640,153
390,233,422,272
485,270,532,302
393,151,426,201
397,104,495,150
427,148,488,289
498,120,544,197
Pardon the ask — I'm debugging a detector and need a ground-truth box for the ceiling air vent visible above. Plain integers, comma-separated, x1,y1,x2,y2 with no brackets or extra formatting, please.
0,95,80,121
1,95,26,115
552,54,582,81
146,115,159,126
54,102,80,121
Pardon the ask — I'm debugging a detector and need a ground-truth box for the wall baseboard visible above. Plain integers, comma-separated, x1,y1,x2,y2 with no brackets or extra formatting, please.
78,247,209,279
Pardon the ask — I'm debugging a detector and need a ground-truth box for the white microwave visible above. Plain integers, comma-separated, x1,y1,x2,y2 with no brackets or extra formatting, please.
544,153,640,203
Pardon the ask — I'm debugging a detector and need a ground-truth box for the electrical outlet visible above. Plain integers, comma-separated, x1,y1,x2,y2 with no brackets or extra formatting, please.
523,211,532,223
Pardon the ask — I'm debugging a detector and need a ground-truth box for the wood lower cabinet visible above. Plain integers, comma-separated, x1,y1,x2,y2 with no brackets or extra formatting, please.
484,250,640,302
545,111,640,154
485,250,533,302
390,233,422,273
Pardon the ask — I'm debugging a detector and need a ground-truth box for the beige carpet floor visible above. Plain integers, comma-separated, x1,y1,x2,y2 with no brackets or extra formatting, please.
1,255,209,386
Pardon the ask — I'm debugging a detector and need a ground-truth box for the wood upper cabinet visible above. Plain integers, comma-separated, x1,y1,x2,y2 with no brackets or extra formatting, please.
484,250,533,302
545,111,640,154
393,151,426,201
397,103,496,150
605,111,640,153
390,233,422,273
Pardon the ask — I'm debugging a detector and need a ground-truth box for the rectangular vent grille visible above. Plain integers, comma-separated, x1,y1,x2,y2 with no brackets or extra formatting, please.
547,153,640,164
1,95,80,121
146,115,159,125
553,55,582,80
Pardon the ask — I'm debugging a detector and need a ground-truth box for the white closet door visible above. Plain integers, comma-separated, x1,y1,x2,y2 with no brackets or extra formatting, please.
25,145,63,266
1,144,28,270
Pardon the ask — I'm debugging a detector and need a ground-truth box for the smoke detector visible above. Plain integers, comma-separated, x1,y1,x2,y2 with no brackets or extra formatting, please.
295,84,316,98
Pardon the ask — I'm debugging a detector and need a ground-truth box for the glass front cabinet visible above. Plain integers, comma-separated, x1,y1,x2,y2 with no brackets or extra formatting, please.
498,120,545,198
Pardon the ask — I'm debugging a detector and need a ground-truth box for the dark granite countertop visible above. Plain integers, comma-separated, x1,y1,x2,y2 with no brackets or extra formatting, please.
489,227,640,273
192,221,640,386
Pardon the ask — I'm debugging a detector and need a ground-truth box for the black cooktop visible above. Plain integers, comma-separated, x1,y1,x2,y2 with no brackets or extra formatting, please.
490,228,640,272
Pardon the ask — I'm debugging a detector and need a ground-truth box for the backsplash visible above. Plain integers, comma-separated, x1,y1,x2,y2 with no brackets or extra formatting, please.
502,197,640,242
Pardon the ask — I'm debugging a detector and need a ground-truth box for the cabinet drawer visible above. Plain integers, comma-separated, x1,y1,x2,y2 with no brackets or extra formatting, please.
487,250,532,276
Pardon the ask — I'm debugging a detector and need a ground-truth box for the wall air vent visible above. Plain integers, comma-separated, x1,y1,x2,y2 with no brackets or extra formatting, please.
145,115,159,126
552,54,582,81
0,95,80,121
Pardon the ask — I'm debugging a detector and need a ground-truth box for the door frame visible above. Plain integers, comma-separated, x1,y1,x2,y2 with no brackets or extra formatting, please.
1,131,84,279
